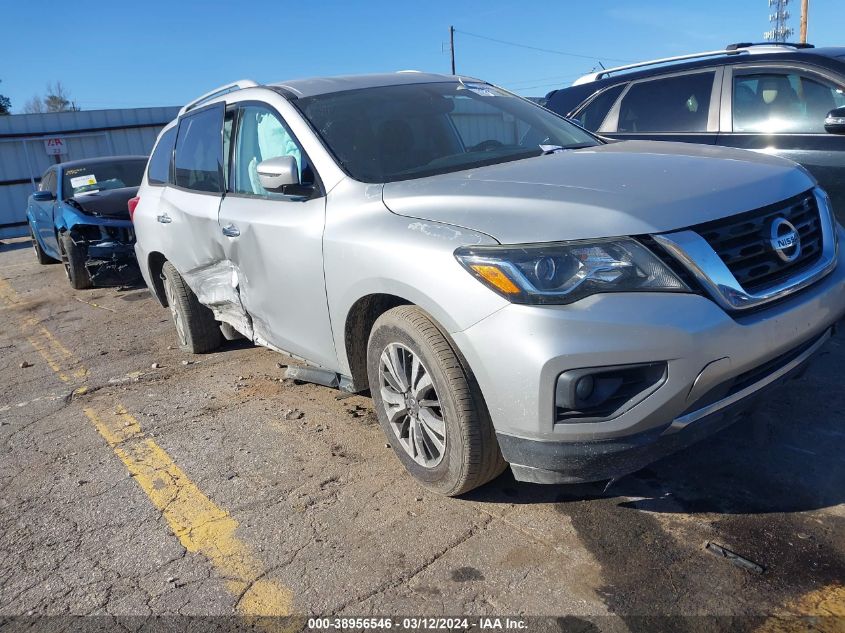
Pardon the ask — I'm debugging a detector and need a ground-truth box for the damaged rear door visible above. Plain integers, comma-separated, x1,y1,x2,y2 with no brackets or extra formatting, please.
216,102,336,369
161,103,252,336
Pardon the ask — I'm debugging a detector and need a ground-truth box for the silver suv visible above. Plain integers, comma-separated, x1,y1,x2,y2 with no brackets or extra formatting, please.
133,73,845,495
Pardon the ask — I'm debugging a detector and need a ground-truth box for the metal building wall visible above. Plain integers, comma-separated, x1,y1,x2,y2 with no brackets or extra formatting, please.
449,97,533,148
0,106,179,239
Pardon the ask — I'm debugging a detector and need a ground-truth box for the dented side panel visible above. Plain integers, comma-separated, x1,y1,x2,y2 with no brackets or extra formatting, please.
217,193,336,369
182,260,254,339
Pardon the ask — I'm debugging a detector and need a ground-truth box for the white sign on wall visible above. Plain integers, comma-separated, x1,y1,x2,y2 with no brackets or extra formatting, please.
43,137,67,155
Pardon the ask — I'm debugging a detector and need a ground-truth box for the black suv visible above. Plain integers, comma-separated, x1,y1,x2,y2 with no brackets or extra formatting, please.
545,43,845,221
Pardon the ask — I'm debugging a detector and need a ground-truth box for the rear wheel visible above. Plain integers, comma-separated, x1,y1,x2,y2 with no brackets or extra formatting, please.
220,322,246,341
161,261,221,354
30,226,57,265
367,305,506,496
60,233,92,289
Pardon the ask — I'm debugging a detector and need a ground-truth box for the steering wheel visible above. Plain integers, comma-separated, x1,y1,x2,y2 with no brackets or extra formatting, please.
470,139,505,152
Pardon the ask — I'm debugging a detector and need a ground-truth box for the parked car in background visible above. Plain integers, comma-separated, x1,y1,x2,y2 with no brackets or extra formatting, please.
27,156,147,289
545,43,845,222
134,73,844,495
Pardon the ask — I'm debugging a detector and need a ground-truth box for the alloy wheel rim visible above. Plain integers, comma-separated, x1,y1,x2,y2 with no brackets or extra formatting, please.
378,342,446,468
163,276,187,346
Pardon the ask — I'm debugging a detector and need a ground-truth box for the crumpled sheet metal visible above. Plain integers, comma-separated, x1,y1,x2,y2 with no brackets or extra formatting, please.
183,260,254,339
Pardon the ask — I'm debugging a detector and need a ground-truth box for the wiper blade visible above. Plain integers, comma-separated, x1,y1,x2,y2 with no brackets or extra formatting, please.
540,143,593,154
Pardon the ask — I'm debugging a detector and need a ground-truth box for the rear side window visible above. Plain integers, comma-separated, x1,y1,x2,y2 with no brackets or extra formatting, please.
575,84,625,131
616,72,715,133
147,127,177,185
174,105,224,193
733,72,845,133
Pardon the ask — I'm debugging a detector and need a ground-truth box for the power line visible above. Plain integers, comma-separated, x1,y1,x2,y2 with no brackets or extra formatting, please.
510,80,581,92
500,73,583,87
453,29,635,63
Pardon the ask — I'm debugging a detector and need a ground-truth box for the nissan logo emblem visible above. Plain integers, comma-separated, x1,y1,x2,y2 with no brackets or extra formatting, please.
770,217,802,263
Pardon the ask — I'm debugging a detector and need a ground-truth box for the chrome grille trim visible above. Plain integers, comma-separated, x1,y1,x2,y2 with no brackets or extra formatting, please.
697,192,823,292
653,188,839,312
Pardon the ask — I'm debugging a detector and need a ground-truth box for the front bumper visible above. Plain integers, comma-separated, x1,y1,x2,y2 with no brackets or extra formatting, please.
452,227,845,483
498,327,831,483
68,221,140,286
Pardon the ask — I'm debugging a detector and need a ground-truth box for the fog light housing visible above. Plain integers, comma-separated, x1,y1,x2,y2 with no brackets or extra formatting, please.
575,375,595,403
555,362,668,424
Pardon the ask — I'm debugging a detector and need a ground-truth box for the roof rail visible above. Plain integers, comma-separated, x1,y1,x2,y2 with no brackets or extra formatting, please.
179,79,259,116
571,42,813,86
572,49,748,86
726,41,814,50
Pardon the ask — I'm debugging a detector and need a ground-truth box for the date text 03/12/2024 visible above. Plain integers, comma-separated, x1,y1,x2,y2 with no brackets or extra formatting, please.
306,617,528,630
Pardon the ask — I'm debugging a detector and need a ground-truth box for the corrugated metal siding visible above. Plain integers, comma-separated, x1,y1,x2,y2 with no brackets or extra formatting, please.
0,106,179,239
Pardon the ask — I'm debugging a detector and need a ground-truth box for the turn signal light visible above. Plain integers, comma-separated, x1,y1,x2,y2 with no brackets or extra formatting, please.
469,264,521,295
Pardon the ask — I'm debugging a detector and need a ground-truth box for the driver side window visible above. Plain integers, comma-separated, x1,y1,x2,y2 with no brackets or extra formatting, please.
233,105,310,196
40,170,56,194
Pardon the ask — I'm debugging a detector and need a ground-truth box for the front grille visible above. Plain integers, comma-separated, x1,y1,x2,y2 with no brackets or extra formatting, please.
694,191,823,293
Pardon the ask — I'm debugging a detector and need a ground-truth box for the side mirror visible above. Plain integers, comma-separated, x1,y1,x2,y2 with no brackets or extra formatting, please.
257,155,300,193
824,106,845,135
32,190,55,202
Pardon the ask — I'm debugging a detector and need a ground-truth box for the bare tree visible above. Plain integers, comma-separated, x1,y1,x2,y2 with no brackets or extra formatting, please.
23,96,44,114
44,81,75,112
23,81,79,113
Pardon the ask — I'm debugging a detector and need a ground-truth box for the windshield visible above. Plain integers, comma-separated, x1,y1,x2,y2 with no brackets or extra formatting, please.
62,159,146,198
294,81,599,183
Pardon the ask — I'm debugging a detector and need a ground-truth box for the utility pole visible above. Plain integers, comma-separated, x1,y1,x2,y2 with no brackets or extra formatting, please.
449,26,456,75
799,0,809,43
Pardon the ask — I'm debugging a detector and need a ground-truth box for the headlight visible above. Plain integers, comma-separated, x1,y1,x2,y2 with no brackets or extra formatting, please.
454,238,689,305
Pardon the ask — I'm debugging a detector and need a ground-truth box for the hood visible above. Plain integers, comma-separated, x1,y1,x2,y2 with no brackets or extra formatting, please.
381,141,815,244
67,186,139,219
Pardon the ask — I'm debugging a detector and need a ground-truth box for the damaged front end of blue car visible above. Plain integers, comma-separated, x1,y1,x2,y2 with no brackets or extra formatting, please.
60,188,141,286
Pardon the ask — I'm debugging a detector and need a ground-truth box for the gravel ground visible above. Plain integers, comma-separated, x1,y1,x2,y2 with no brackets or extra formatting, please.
0,237,843,631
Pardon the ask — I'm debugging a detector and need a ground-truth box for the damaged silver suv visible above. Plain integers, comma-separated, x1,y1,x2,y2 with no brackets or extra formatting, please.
133,73,845,495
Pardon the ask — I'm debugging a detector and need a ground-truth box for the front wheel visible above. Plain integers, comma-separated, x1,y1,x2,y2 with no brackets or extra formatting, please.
367,305,506,496
30,226,57,265
161,261,221,354
60,233,92,289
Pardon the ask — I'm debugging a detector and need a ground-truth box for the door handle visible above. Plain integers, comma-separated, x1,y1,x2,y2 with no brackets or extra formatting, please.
221,223,240,238
156,213,172,224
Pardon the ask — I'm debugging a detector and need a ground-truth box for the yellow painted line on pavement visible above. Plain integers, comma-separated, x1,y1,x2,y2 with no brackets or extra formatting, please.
85,406,294,615
756,583,845,632
0,276,293,616
0,278,89,381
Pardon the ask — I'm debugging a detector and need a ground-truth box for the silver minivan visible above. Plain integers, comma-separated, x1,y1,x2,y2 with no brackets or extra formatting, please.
133,73,845,495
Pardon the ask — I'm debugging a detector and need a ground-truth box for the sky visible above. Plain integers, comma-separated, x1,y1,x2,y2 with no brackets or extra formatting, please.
0,0,841,113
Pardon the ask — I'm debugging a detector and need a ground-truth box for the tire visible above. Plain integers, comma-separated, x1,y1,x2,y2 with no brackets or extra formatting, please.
60,233,92,289
30,226,57,265
161,261,222,354
220,322,246,341
367,305,506,496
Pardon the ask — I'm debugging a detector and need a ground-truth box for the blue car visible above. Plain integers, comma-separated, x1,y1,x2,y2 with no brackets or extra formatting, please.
27,155,147,288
